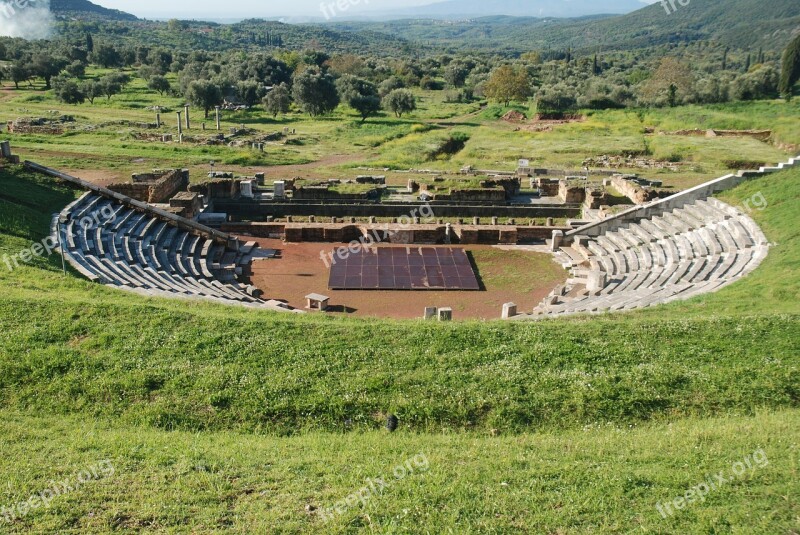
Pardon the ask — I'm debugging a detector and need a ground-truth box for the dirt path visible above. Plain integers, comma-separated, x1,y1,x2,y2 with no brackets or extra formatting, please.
263,153,368,178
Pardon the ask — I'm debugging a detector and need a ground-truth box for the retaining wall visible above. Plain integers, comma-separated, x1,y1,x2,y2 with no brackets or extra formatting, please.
221,221,568,245
213,200,581,220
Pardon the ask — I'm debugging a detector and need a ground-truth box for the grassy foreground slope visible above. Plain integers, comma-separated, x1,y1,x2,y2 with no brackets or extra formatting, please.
0,409,797,533
0,165,798,435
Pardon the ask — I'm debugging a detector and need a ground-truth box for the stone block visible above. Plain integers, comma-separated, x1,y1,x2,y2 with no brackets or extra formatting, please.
501,302,517,319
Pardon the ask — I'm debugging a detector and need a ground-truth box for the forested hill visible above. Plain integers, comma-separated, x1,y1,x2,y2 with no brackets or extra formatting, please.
47,17,416,57
330,0,800,54
42,0,800,57
51,0,137,21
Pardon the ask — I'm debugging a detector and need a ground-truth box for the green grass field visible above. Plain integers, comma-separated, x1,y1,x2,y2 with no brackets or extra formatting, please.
0,152,798,531
2,70,798,189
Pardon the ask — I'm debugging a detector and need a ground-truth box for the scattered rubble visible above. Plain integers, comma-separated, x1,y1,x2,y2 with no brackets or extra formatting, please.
666,129,772,141
501,110,527,123
6,116,75,135
582,154,682,171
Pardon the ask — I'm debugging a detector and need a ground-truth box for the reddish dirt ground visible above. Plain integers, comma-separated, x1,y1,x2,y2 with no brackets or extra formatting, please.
246,239,566,320
61,169,124,188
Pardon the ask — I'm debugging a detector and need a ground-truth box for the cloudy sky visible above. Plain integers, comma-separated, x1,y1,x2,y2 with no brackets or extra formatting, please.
94,0,659,20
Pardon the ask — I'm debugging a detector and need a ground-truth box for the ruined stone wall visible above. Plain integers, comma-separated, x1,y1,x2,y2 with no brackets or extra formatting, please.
584,188,611,210
190,179,241,200
481,177,521,196
536,178,561,196
222,222,286,238
169,192,202,219
447,189,506,202
227,221,568,245
106,183,152,202
610,175,665,205
293,188,372,201
147,170,189,203
110,169,189,204
559,182,586,203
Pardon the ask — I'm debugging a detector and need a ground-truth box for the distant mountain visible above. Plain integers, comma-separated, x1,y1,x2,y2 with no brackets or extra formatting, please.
378,0,647,19
51,0,137,21
525,0,800,52
331,0,800,54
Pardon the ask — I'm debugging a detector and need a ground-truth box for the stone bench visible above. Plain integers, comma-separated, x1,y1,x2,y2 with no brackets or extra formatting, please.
662,212,691,234
699,227,724,255
639,219,668,241
695,254,723,282
672,206,705,230
629,223,657,244
686,231,709,257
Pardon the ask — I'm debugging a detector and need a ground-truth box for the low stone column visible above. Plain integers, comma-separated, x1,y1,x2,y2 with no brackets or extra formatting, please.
551,230,564,252
501,302,517,319
587,270,608,295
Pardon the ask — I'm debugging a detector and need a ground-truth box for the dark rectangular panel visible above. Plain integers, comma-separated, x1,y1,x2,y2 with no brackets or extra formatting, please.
327,247,479,290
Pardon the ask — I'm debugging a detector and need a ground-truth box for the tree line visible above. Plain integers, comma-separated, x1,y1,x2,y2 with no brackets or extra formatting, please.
1,31,798,118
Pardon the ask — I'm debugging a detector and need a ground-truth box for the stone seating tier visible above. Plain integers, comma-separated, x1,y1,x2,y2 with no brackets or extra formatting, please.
53,192,291,310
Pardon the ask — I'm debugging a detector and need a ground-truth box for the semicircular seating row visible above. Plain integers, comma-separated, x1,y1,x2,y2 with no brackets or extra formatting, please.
526,198,769,317
52,192,296,311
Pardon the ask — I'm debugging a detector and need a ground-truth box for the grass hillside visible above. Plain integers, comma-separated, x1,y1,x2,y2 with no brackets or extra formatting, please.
0,162,797,532
1,409,796,532
0,164,798,435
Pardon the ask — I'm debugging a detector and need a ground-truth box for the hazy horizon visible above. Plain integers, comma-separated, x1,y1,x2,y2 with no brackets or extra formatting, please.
92,0,658,21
